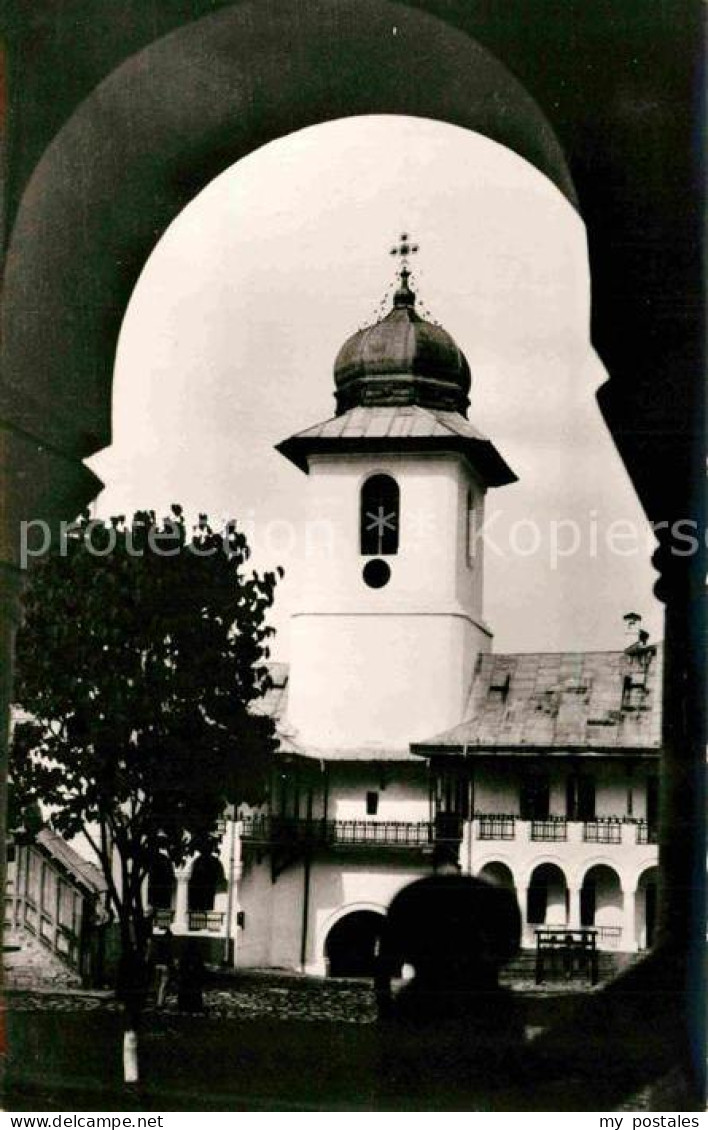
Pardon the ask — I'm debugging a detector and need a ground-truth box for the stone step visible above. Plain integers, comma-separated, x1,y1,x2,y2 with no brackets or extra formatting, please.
3,927,82,990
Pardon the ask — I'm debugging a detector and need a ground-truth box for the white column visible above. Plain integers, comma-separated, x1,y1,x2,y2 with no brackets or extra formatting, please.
460,819,474,874
521,887,534,948
173,870,189,934
567,884,581,929
621,887,637,952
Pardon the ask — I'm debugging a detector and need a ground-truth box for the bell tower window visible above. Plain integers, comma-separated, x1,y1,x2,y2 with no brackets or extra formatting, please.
360,474,399,556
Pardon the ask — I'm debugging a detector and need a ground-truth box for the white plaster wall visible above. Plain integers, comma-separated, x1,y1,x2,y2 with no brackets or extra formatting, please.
328,763,429,821
472,761,652,821
236,853,433,973
545,877,568,924
287,452,492,750
234,858,276,967
594,882,623,927
289,614,488,748
305,857,430,974
294,453,485,613
269,864,311,969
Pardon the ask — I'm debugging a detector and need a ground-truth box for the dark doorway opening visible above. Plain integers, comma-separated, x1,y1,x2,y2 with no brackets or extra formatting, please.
325,911,383,977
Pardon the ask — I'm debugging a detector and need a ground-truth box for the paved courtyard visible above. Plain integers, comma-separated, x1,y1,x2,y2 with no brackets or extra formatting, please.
0,967,691,1111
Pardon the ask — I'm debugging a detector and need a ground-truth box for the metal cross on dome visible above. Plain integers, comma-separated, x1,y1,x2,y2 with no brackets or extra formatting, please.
390,232,419,275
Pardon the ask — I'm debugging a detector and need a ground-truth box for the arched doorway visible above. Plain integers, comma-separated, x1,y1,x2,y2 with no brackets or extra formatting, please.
580,865,623,947
148,854,175,913
188,854,226,914
478,862,515,891
637,867,658,951
325,910,384,978
527,864,568,928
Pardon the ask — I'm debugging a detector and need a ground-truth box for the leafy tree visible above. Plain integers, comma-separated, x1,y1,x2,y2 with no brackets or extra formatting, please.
10,507,281,996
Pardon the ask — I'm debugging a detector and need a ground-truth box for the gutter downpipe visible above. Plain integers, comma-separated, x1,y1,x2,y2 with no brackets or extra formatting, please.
223,803,237,966
300,849,311,972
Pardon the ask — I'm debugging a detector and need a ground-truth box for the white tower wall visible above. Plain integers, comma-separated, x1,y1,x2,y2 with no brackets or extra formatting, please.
286,452,492,750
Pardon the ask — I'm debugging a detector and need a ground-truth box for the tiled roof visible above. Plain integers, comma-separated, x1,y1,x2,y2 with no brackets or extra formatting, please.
276,405,516,486
36,828,107,894
412,645,663,755
281,405,489,443
300,746,423,763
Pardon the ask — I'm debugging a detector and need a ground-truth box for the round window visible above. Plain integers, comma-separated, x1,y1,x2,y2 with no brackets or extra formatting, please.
362,559,391,589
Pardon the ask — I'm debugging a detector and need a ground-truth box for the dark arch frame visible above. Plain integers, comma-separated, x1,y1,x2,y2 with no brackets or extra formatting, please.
187,854,226,914
0,0,703,1106
147,854,176,913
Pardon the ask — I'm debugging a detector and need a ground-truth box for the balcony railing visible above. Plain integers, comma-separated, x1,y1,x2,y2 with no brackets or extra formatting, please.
583,819,622,844
153,908,175,929
332,820,436,846
240,815,439,848
636,821,658,844
241,814,660,849
477,815,516,841
188,910,225,932
471,814,657,845
596,924,623,949
530,817,567,842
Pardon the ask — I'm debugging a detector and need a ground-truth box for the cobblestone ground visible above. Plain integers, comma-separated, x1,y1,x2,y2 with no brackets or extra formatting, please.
3,971,379,1023
3,974,693,1110
3,966,591,1021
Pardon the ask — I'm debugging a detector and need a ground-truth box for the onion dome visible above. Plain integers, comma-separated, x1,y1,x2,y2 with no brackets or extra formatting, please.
334,260,471,417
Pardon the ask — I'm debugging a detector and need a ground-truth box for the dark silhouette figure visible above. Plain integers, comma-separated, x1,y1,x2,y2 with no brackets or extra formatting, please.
149,926,175,1006
177,941,205,1012
375,871,525,1108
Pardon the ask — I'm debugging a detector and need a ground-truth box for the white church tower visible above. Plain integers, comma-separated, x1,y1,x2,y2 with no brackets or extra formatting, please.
278,237,517,753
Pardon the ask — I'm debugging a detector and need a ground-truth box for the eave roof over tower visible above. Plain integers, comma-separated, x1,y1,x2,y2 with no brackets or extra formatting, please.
276,404,517,487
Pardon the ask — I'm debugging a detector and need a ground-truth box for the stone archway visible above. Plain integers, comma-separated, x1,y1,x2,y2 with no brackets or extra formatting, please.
478,861,516,891
187,854,227,914
0,0,574,552
0,0,704,1105
147,855,176,915
324,909,385,978
527,863,568,929
580,864,623,948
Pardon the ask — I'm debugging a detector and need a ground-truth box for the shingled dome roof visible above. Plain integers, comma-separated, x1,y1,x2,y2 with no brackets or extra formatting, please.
333,270,471,416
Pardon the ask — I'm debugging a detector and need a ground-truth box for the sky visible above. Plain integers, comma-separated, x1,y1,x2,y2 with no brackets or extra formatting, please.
88,115,663,659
